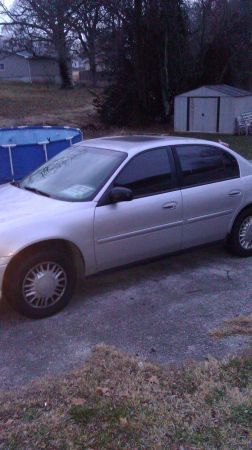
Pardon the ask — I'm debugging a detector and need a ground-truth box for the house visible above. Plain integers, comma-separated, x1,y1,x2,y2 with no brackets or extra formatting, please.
72,56,106,73
72,56,88,71
72,56,107,86
0,51,63,84
174,84,252,134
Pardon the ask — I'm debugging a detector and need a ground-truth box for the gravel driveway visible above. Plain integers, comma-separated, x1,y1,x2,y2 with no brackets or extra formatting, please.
0,245,251,390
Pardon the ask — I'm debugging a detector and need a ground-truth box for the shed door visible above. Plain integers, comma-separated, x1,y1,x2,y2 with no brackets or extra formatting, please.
189,97,218,132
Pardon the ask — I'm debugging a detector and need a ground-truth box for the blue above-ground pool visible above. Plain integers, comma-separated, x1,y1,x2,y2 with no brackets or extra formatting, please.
0,126,83,184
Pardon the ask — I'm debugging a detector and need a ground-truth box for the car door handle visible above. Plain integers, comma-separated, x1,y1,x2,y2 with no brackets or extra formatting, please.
229,190,241,196
163,201,177,209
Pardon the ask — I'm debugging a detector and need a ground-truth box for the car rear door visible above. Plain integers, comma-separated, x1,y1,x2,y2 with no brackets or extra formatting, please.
94,147,183,271
173,144,243,248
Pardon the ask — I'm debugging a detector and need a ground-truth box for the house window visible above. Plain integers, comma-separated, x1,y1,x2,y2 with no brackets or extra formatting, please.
0,63,4,71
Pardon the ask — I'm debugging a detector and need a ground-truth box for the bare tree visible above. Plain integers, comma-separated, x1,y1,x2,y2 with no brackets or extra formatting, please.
71,0,105,87
96,0,190,124
189,0,252,88
0,0,82,88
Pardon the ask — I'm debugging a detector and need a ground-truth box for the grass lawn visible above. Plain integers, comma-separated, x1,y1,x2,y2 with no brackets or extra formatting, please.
0,82,251,157
0,344,251,449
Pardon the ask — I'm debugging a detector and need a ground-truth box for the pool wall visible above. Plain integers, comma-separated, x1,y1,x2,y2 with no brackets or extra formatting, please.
0,126,83,184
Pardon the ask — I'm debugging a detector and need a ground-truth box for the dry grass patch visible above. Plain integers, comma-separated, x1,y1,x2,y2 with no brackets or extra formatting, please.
0,82,99,128
210,314,252,338
0,344,251,449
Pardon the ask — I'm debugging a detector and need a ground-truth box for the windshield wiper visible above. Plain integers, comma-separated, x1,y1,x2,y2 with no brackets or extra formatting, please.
11,181,20,187
22,186,51,198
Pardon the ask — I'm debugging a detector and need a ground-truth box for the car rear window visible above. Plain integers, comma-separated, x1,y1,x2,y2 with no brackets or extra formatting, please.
175,145,239,187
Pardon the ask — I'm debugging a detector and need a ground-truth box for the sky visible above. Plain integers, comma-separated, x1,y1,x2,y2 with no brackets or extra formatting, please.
3,0,13,7
1,0,13,28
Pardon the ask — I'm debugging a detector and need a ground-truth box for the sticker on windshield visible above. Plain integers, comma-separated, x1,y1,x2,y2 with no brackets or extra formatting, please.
60,185,94,199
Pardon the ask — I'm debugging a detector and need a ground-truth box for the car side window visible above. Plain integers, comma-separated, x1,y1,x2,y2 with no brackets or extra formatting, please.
175,145,239,187
114,147,174,197
222,150,239,178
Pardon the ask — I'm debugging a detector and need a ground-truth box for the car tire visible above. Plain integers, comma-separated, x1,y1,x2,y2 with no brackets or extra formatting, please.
4,248,76,319
227,208,252,257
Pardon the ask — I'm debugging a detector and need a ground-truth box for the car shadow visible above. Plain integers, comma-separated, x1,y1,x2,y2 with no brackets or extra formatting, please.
0,244,237,322
74,244,231,299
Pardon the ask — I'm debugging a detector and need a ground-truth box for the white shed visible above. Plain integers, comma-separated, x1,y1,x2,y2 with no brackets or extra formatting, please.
174,84,252,134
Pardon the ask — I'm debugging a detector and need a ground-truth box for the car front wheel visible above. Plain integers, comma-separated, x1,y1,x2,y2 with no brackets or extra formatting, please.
4,248,76,319
228,208,252,257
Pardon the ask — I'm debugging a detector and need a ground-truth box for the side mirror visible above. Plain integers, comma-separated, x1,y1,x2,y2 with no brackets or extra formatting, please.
109,186,133,203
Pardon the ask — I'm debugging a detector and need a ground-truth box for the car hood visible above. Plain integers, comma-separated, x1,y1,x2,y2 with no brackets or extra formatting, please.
0,183,90,225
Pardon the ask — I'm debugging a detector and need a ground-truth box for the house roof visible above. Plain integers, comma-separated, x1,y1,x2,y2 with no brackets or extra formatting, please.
16,51,56,61
205,84,252,97
16,50,33,59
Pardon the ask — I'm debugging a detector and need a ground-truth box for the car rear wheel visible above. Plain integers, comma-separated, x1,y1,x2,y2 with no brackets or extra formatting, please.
228,208,252,257
4,248,76,319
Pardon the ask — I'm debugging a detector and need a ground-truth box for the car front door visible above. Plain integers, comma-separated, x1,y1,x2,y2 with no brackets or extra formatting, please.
94,147,183,271
174,144,243,248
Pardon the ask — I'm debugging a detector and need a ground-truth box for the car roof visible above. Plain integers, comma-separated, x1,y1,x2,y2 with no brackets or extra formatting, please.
78,135,226,154
71,134,252,178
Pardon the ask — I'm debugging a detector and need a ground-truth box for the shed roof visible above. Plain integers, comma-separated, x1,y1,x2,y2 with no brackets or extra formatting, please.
177,84,252,98
205,84,252,97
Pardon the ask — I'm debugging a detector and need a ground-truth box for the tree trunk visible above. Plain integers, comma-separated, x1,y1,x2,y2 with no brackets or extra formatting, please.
160,27,169,117
88,41,97,88
58,56,72,89
54,23,72,89
133,0,147,111
89,59,97,88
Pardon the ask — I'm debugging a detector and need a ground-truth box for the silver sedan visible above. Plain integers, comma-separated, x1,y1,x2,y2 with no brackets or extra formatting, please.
1,135,252,319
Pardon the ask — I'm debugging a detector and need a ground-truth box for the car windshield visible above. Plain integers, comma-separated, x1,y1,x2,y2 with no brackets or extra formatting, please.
19,145,126,202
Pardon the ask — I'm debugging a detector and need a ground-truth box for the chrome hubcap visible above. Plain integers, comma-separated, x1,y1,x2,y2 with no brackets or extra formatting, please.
22,262,67,309
239,216,252,250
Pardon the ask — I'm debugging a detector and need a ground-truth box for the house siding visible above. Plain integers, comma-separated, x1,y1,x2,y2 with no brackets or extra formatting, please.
29,59,61,83
0,54,70,84
0,54,31,82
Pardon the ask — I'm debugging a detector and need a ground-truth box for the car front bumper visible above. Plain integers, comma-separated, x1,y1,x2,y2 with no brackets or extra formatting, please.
0,259,10,297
